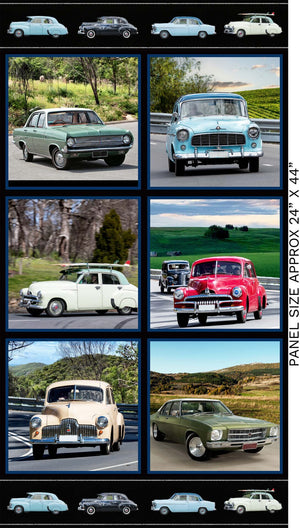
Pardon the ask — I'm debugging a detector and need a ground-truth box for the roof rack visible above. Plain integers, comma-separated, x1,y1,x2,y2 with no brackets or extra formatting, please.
239,488,275,493
238,12,275,16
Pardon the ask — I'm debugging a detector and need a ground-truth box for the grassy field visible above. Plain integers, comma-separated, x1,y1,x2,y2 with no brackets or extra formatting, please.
150,227,280,277
236,88,280,119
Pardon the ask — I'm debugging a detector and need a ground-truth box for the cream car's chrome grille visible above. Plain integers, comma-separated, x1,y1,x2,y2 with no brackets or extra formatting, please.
72,135,126,148
42,419,97,438
227,428,267,442
191,133,246,147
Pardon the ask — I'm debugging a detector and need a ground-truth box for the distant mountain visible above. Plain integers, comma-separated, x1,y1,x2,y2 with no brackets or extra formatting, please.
10,362,46,377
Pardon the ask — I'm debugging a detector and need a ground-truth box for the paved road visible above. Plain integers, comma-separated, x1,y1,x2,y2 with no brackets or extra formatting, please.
8,121,138,183
150,432,280,472
150,135,280,187
150,280,280,330
8,309,138,330
8,411,138,473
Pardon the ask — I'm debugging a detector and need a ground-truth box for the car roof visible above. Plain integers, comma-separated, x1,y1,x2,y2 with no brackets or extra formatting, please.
171,492,201,496
27,16,58,20
176,93,245,104
171,16,201,20
163,260,189,264
192,256,250,264
28,492,57,495
31,108,94,114
46,380,111,390
164,398,221,403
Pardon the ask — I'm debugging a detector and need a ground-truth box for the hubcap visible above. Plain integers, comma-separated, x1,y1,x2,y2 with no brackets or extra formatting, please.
50,301,62,315
188,436,206,457
153,424,158,437
54,151,65,167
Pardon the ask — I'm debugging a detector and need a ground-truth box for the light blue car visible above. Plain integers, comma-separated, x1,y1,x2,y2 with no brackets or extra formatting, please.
166,92,263,176
151,493,216,515
7,492,68,515
7,16,68,38
151,16,216,39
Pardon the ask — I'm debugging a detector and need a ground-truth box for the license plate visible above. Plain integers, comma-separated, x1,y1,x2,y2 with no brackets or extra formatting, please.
242,442,257,450
92,150,107,158
197,303,215,312
59,435,78,442
208,151,229,158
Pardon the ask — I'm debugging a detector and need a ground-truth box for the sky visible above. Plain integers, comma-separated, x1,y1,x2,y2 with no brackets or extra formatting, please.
150,198,280,228
150,341,280,373
186,56,280,92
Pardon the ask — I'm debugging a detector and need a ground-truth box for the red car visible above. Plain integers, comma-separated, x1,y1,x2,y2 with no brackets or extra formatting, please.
173,256,267,327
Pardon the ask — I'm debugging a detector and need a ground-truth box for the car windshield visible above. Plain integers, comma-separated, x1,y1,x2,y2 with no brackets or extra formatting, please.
168,263,189,271
180,98,247,118
181,400,232,415
59,270,83,282
47,385,103,402
193,260,242,277
47,110,103,126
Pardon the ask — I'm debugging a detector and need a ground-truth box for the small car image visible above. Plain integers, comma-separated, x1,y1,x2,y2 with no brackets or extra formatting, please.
78,492,138,515
159,260,190,293
29,380,125,459
173,256,267,327
151,493,216,515
224,13,282,38
12,108,134,170
78,16,138,39
151,16,216,39
166,93,263,176
7,16,68,38
224,489,282,514
151,398,279,461
7,492,68,514
19,262,138,317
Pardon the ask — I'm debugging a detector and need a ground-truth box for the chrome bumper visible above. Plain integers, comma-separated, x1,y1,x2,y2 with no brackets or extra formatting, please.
174,148,263,160
20,295,41,308
206,437,277,449
174,296,244,315
31,436,110,445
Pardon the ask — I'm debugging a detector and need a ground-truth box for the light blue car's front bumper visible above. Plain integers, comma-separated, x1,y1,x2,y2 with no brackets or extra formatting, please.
173,146,263,161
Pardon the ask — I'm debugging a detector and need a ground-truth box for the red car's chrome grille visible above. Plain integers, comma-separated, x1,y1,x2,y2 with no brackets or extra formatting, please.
191,133,246,147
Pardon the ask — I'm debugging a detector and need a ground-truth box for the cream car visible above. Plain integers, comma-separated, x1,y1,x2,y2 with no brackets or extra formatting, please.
224,489,282,514
29,380,125,459
224,13,282,38
19,263,138,317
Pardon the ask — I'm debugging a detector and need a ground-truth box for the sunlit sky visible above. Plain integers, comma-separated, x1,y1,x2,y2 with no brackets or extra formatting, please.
150,341,280,373
150,199,280,228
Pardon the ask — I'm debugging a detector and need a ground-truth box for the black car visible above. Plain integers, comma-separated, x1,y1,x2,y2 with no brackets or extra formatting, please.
159,260,190,293
78,17,138,39
78,493,138,516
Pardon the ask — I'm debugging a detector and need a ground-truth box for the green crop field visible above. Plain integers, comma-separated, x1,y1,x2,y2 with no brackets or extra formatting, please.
236,88,280,119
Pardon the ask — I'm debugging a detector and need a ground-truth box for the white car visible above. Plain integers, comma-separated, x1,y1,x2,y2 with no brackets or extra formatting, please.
224,13,282,38
224,489,282,514
19,263,138,317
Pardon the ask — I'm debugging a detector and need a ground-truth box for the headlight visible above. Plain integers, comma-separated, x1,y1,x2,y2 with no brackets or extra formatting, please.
174,289,184,300
19,289,24,296
248,126,260,139
67,137,75,147
232,286,242,298
210,429,223,441
37,290,42,300
270,426,279,437
123,134,131,145
176,129,189,142
30,416,42,429
96,416,108,429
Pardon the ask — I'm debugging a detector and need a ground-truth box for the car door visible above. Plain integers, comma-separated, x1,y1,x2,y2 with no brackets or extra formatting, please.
77,272,103,310
260,17,274,34
243,263,258,311
160,400,183,441
29,494,44,512
100,494,115,512
101,272,125,309
171,494,189,512
24,113,40,151
171,18,187,36
188,18,200,36
29,18,43,35
250,17,264,35
31,112,48,155
101,18,116,35
248,493,264,511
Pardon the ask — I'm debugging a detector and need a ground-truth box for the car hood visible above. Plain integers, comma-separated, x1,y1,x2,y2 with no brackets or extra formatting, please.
43,401,109,422
177,115,252,133
186,275,243,294
24,280,77,294
48,124,131,138
182,413,274,428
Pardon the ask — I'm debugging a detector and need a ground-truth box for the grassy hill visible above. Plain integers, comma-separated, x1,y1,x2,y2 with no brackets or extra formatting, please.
236,88,280,119
10,362,45,377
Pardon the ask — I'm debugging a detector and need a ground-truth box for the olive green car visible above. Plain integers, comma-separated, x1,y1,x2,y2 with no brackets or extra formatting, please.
12,108,134,170
151,398,279,461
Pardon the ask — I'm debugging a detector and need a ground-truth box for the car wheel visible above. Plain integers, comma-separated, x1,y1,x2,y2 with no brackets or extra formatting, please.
198,31,207,38
177,313,189,327
198,314,207,326
254,297,263,319
168,157,175,173
32,445,45,459
87,29,96,39
122,505,131,515
51,510,60,515
238,159,248,170
117,306,132,315
268,509,276,513
122,29,131,38
175,159,185,176
186,433,208,460
269,33,275,37
152,422,164,441
48,446,57,458
22,144,34,162
46,298,65,317
96,310,108,315
14,505,24,514
249,158,259,172
86,506,96,515
14,29,24,38
113,439,121,451
105,154,126,167
198,507,207,515
159,507,170,515
26,308,44,316
159,30,170,39
51,147,69,170
51,34,60,38
160,283,165,293
236,306,247,323
100,442,110,455
244,446,264,453
236,505,246,514
236,29,246,38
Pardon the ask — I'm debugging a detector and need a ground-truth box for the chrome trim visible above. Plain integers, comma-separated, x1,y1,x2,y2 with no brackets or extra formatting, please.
31,437,110,445
66,145,132,153
174,149,263,160
206,437,276,449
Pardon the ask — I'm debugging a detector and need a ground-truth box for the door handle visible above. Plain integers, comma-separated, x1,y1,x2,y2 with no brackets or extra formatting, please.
95,286,101,290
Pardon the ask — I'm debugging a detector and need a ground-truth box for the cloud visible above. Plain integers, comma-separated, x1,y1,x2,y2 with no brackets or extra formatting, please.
270,66,280,77
214,81,250,88
251,64,266,70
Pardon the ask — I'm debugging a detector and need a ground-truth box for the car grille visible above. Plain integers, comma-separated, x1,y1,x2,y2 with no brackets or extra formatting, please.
72,135,126,148
191,133,246,147
227,428,267,443
42,419,97,438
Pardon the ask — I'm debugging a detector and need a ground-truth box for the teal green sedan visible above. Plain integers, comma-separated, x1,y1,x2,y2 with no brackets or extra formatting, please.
12,108,134,170
151,398,279,461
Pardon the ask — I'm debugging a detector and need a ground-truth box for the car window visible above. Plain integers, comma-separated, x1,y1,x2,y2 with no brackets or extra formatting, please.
47,384,103,402
27,113,40,127
43,18,53,24
43,495,53,500
252,494,261,500
252,18,261,23
102,273,120,285
31,18,43,24
106,387,112,404
169,401,180,416
188,495,200,501
37,113,46,128
261,17,271,23
261,494,270,500
160,401,173,415
48,110,102,126
83,273,99,284
189,19,200,25
181,98,247,118
110,389,115,404
105,18,114,24
31,494,43,500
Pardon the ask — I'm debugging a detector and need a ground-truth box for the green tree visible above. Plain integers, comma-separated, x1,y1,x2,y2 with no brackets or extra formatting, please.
204,225,229,240
93,209,136,263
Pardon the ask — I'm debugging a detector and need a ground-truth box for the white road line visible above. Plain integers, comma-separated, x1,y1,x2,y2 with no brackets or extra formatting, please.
8,432,33,458
91,460,138,471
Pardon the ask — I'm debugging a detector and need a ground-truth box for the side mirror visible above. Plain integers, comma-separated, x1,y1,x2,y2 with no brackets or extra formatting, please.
172,111,179,121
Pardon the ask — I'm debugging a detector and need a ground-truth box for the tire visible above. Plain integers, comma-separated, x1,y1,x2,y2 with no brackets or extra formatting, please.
238,159,248,170
268,509,276,513
159,30,170,39
186,433,208,461
48,445,57,458
244,446,264,453
46,298,65,317
198,507,207,515
14,505,24,514
117,306,132,315
100,443,110,455
113,439,121,451
122,29,131,39
51,147,69,170
32,445,45,459
236,306,247,323
236,505,246,515
14,29,24,38
198,314,207,326
269,33,275,38
87,29,96,39
198,31,207,39
168,157,175,173
236,29,246,38
152,422,164,441
160,283,165,293
26,308,44,316
51,34,60,39
86,506,96,515
105,154,126,167
51,510,60,515
122,505,131,515
159,507,170,516
96,310,108,315
175,159,185,176
249,158,259,172
22,144,34,162
177,313,189,327
254,297,263,320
